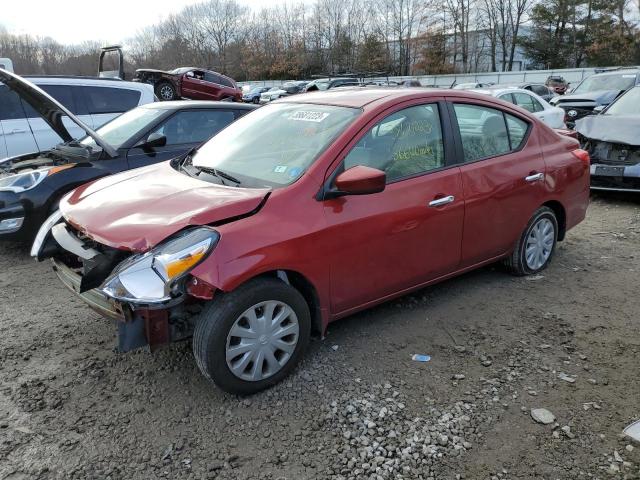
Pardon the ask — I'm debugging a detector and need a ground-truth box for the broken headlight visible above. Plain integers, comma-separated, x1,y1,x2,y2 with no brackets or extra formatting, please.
100,228,219,304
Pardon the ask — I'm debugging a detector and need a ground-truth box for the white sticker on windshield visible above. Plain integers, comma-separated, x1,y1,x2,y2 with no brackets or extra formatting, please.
289,111,330,122
274,165,287,173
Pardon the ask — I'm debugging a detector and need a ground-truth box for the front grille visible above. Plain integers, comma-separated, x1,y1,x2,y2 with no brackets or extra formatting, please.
589,142,640,167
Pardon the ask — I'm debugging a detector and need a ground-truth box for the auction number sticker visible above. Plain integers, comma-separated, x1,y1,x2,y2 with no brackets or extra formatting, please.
289,111,330,122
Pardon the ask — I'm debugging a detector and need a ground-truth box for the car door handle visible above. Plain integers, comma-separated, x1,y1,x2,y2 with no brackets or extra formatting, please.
428,195,455,207
525,173,544,182
7,129,26,135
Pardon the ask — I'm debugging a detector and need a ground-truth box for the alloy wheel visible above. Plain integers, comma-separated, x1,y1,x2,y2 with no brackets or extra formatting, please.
225,300,300,382
159,85,174,100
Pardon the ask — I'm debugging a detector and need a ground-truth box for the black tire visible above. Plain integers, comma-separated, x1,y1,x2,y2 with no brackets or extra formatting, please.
504,206,558,276
155,81,176,101
193,277,311,395
252,96,260,104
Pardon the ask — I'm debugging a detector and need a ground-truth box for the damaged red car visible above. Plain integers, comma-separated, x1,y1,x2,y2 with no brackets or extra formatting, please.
33,88,590,394
133,67,242,102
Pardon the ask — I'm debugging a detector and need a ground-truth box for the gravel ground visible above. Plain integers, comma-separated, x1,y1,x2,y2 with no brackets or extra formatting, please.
0,193,639,480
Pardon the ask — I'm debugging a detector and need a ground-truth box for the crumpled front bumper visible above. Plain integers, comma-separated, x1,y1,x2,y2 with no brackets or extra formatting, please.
52,257,176,352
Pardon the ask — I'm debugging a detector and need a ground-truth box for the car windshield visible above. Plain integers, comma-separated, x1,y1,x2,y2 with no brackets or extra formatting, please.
249,87,265,93
604,87,640,116
313,81,330,91
191,103,360,188
572,73,637,94
80,107,165,150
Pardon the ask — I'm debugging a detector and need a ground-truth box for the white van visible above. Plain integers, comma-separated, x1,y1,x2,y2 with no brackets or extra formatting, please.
0,76,154,159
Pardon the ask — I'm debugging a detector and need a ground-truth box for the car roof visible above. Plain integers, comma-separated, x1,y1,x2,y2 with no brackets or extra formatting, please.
140,100,257,110
472,86,535,97
24,76,148,89
277,87,497,109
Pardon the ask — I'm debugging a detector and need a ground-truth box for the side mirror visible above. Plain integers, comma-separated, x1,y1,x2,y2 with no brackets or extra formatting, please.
329,165,386,198
141,132,167,150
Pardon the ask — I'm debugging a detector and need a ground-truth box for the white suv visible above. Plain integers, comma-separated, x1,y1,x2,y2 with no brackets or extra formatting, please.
0,76,154,159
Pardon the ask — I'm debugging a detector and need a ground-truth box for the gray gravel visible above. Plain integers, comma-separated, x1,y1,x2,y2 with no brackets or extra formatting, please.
0,194,639,479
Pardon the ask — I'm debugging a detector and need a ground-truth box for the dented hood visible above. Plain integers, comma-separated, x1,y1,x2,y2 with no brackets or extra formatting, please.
60,162,270,252
575,114,640,146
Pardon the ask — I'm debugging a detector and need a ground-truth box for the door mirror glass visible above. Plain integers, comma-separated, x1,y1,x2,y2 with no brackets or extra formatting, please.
142,132,167,149
333,165,386,196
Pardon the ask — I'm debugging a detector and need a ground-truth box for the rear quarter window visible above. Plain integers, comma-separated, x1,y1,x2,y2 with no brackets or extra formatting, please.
82,86,142,114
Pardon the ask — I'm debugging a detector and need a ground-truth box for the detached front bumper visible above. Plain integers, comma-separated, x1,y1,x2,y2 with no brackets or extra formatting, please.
52,257,127,321
590,163,640,192
52,257,180,352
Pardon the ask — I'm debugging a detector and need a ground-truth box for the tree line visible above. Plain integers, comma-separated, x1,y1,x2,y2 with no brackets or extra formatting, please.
1,0,638,81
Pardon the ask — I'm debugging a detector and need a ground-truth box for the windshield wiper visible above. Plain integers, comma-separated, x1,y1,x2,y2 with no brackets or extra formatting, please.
195,165,242,186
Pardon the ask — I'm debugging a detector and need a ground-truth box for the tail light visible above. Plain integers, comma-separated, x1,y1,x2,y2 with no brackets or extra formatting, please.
571,148,590,166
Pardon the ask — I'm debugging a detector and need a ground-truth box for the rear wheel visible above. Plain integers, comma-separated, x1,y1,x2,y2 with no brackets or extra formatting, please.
156,81,176,101
504,206,558,276
252,96,260,104
193,277,311,395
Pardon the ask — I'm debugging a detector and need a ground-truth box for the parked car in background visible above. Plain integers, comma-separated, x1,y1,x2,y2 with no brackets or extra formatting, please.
550,68,640,128
453,82,494,90
0,73,154,159
398,79,422,87
507,82,555,102
575,85,640,192
304,77,359,91
260,86,286,104
474,87,566,129
0,69,255,242
133,67,242,102
242,86,270,104
545,75,569,95
36,87,589,394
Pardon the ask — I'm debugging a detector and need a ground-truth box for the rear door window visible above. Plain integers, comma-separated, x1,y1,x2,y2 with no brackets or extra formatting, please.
204,72,223,85
512,92,543,113
37,84,78,113
82,86,141,114
453,104,511,162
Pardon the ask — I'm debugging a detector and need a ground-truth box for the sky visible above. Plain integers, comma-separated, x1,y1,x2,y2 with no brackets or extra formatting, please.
1,0,285,45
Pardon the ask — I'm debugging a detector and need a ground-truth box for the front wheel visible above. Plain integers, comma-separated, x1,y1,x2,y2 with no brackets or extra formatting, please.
193,277,311,395
252,96,260,104
504,206,558,276
156,81,176,101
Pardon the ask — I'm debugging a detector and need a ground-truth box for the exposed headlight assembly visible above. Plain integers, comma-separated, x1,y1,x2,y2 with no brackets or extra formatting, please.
100,228,219,304
0,169,50,193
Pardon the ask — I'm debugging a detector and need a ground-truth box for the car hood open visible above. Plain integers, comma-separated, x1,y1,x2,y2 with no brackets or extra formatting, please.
60,161,270,252
0,69,117,157
575,114,640,146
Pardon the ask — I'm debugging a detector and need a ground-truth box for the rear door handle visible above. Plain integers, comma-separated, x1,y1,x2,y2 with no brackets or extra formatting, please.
525,173,544,182
428,195,455,207
8,129,27,135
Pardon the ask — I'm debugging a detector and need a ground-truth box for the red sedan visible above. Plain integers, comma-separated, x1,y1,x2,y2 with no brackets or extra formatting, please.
33,88,590,394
